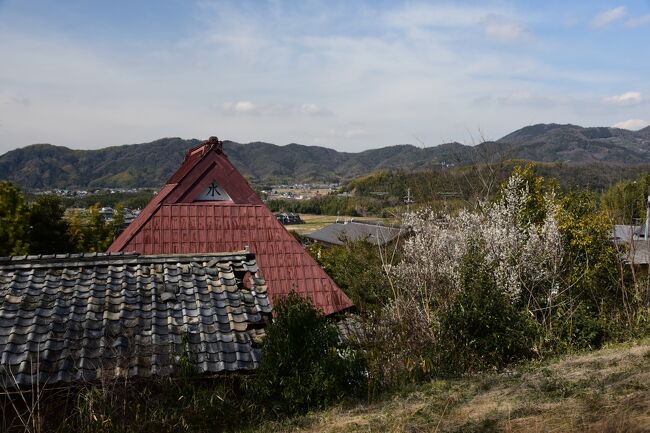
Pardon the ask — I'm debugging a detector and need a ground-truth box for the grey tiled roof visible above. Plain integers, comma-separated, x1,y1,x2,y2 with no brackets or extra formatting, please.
0,251,272,388
306,221,403,246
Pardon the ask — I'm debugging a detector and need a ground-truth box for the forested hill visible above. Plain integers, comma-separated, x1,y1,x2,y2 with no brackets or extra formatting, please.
0,139,471,189
2,123,650,189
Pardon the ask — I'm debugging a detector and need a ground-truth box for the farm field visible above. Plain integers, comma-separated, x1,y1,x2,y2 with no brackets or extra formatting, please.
284,214,395,235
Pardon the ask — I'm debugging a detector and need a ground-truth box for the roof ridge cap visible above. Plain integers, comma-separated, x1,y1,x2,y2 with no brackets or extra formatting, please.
0,250,256,268
185,136,224,159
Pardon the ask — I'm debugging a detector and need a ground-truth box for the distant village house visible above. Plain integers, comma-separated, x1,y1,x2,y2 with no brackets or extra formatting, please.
306,220,403,247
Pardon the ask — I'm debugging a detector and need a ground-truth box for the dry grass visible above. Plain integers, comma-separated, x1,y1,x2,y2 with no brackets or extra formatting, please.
285,214,393,235
244,340,650,433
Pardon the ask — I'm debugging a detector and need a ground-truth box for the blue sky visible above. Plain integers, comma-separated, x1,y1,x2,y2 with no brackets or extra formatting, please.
1,0,649,153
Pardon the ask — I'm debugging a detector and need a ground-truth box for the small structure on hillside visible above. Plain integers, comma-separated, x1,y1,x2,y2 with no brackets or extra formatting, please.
99,207,140,225
99,207,114,221
108,137,352,315
612,196,650,266
306,221,403,247
275,212,303,225
0,251,271,388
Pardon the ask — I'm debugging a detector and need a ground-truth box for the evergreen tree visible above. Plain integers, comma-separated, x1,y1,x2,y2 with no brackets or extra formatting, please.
65,208,87,252
0,182,29,256
108,204,126,242
28,195,73,254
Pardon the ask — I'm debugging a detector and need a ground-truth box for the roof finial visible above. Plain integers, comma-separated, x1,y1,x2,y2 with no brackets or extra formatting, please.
206,136,223,153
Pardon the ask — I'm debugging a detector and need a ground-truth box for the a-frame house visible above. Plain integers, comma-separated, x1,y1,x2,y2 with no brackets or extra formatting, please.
108,137,353,315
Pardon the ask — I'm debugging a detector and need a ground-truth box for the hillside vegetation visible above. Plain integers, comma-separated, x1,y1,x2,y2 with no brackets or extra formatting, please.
266,161,650,218
2,123,650,189
247,339,650,433
342,161,650,205
3,165,650,432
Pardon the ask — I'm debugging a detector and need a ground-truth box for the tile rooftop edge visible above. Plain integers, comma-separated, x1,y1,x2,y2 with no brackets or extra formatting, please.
0,250,254,267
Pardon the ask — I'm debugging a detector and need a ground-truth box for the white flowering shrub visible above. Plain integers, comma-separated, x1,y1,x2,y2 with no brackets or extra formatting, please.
358,167,640,381
392,171,564,313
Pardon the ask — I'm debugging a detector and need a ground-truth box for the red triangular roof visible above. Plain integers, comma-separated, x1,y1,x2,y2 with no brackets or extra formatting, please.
108,137,353,315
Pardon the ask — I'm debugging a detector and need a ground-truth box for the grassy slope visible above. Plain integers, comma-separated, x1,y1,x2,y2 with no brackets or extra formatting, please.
246,340,650,433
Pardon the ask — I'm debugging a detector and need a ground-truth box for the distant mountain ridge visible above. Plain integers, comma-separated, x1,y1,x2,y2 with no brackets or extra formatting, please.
1,123,650,189
496,123,650,163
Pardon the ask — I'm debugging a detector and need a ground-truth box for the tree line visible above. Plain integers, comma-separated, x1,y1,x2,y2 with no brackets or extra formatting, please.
0,181,125,256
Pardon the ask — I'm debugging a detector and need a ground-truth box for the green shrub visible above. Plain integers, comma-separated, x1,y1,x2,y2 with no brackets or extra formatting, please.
308,240,393,314
435,252,539,374
553,304,609,351
0,181,29,255
253,292,366,416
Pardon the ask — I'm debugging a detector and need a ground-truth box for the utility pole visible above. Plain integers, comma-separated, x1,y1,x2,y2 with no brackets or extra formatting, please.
404,188,414,213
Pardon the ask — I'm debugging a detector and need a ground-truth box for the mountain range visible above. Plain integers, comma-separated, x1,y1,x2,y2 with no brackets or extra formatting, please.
1,123,650,189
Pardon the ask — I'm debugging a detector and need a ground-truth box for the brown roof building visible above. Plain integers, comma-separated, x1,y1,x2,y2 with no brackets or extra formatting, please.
107,137,353,315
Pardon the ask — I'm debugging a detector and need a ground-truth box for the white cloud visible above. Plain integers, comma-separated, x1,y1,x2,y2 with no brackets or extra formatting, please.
592,6,626,28
501,91,534,104
383,4,528,42
219,101,331,117
484,22,524,40
482,14,526,41
604,91,643,106
221,100,259,115
325,128,371,141
497,91,559,107
383,4,495,29
613,119,650,130
298,103,331,116
626,14,650,27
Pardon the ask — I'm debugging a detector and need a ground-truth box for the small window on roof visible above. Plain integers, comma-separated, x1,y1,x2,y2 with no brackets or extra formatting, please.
195,181,231,202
